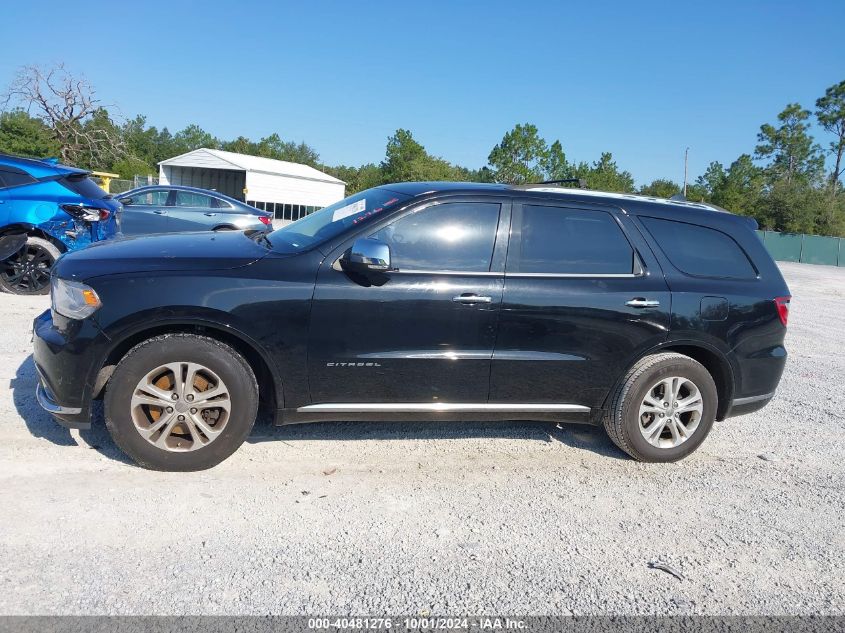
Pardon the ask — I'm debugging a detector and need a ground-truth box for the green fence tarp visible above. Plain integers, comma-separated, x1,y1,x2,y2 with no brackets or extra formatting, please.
762,231,803,262
801,235,840,266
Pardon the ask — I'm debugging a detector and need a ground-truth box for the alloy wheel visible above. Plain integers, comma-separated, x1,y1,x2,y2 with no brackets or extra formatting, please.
1,244,54,293
638,376,704,449
130,362,231,452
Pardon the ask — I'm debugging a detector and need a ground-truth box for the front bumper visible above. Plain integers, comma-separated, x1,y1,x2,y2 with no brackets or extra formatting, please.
32,309,108,430
36,382,85,420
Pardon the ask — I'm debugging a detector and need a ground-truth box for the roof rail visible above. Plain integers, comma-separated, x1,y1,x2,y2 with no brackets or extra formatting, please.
538,178,588,189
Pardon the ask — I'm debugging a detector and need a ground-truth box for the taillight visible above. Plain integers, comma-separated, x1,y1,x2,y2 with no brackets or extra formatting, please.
61,203,109,223
774,296,791,327
258,215,272,226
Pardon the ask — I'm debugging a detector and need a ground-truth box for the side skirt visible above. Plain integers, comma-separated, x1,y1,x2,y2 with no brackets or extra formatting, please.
274,403,595,426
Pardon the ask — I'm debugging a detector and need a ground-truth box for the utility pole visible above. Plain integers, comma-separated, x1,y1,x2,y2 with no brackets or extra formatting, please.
683,147,689,197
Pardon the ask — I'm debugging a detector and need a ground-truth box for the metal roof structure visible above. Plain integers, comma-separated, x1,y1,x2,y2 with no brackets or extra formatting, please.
159,148,344,185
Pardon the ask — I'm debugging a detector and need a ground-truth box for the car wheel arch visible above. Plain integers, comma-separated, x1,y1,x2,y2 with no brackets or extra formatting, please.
94,321,283,411
0,223,68,253
601,341,735,421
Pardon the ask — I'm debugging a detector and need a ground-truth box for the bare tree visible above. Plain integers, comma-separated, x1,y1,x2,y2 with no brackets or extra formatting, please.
2,64,123,166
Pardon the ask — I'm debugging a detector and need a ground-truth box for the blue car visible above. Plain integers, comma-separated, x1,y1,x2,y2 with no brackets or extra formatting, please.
117,185,272,235
0,154,121,295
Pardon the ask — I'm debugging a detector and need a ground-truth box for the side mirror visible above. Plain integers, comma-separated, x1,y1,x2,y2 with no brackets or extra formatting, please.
341,238,391,275
118,196,133,205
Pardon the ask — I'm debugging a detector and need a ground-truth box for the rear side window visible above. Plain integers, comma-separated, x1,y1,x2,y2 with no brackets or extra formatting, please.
59,174,108,200
511,205,635,274
176,191,216,208
0,168,37,189
641,217,756,279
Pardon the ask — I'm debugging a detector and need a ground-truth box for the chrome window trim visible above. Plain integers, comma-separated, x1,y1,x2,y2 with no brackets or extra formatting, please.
504,272,643,279
390,269,502,277
298,403,590,413
390,270,641,279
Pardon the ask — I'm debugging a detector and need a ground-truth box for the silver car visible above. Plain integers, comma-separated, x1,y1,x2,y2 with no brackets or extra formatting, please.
117,185,272,235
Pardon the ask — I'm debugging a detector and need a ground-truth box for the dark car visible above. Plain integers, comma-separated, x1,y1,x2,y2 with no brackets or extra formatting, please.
117,185,272,234
32,182,790,471
0,154,121,295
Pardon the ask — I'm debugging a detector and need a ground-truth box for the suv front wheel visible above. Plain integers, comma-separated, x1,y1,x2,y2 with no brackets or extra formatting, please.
603,352,717,462
104,333,259,471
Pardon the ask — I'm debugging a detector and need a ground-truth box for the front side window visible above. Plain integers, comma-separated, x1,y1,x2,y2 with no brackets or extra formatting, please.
125,189,169,206
511,205,635,274
641,217,757,279
369,202,501,272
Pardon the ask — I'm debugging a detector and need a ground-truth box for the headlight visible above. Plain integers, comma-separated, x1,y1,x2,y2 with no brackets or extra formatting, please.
51,278,101,319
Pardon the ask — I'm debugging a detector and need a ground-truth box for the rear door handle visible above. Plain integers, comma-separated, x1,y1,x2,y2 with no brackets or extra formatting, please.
453,294,492,304
204,213,217,217
626,298,660,308
153,210,167,215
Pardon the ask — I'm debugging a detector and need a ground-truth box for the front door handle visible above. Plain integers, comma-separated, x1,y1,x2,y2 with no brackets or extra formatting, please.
153,210,167,215
626,298,660,308
204,212,217,217
453,294,492,304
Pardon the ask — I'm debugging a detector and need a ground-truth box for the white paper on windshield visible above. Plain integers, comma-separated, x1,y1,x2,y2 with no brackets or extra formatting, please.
332,199,366,222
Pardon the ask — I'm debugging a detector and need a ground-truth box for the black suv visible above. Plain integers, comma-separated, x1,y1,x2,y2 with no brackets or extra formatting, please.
33,182,790,471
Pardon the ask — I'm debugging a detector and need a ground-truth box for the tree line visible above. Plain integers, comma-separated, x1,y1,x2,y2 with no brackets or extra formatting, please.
2,65,844,236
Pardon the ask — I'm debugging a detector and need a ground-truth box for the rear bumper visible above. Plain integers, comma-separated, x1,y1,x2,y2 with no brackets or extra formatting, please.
725,391,775,418
725,343,786,419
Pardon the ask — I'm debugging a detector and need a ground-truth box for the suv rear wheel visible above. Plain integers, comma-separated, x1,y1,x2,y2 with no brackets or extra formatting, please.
104,334,259,471
603,352,717,462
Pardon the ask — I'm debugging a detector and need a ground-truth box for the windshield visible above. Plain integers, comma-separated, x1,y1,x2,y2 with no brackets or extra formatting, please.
266,187,410,253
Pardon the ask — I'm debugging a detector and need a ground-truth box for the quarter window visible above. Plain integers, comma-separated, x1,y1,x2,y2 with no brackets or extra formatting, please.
641,217,756,279
369,202,501,272
0,168,36,189
511,205,635,274
210,197,233,209
59,174,108,199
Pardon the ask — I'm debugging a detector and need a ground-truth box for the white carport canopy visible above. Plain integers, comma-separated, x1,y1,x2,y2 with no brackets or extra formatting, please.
158,149,346,218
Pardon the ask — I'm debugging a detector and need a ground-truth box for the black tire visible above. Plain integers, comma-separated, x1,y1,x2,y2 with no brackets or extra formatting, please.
603,352,717,462
104,334,259,471
0,236,61,295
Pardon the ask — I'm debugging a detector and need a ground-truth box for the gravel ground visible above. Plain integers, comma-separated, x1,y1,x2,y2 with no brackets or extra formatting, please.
0,261,843,616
